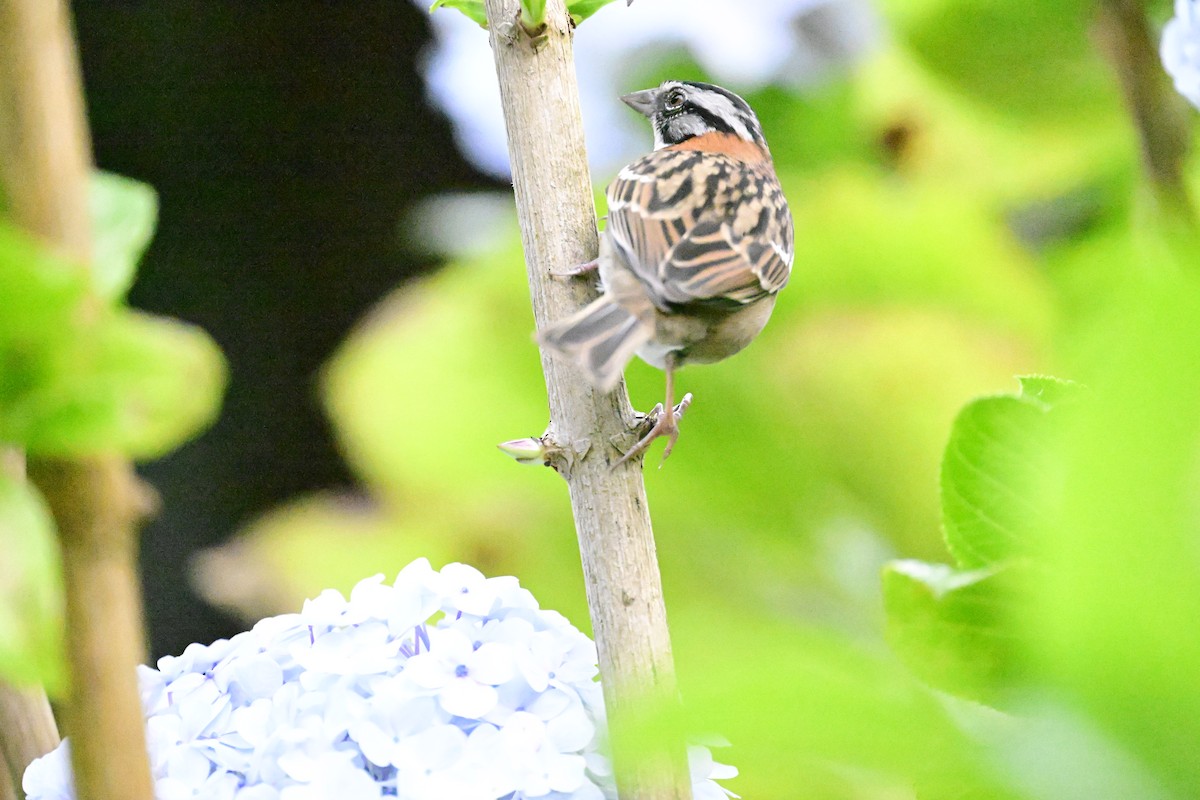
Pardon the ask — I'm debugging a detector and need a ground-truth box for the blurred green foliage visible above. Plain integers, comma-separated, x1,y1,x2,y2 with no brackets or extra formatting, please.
90,171,157,302
0,474,64,692
196,0,1200,796
0,172,227,690
1030,280,1200,797
0,175,225,459
902,0,1117,123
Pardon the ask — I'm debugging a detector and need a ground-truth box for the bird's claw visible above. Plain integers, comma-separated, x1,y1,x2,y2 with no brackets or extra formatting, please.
549,258,599,278
612,393,694,470
672,393,693,422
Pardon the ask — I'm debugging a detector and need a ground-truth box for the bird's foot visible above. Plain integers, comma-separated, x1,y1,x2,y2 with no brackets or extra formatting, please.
613,392,693,469
549,258,599,278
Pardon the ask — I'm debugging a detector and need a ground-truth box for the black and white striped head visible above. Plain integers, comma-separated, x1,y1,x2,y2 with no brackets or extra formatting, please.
621,80,767,152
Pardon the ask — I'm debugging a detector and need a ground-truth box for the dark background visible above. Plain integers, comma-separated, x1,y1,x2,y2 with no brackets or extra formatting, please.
72,0,493,658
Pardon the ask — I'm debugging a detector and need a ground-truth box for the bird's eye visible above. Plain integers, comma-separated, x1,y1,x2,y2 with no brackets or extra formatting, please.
665,90,685,110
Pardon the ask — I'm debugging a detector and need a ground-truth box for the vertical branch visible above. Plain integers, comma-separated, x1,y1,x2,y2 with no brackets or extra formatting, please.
0,454,58,800
481,1,691,798
0,0,71,787
0,0,93,258
1094,0,1196,220
26,460,154,800
0,684,59,800
0,1,155,799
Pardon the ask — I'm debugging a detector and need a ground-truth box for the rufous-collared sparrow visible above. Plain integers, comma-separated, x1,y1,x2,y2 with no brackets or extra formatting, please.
539,80,794,466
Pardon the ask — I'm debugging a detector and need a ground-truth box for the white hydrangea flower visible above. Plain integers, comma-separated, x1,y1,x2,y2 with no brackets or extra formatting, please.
688,744,740,800
24,559,736,800
1163,0,1200,109
403,627,516,717
21,740,73,800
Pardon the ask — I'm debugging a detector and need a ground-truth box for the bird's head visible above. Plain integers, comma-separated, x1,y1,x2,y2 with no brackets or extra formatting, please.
621,80,767,153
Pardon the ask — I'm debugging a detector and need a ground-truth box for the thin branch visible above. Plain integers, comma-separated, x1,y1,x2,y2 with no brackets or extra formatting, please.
481,1,691,797
1094,0,1196,221
0,1,155,799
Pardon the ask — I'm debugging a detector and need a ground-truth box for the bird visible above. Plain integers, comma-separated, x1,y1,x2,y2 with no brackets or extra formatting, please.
537,80,794,467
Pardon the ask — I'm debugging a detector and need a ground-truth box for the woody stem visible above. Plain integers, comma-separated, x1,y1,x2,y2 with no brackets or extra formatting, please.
480,1,692,798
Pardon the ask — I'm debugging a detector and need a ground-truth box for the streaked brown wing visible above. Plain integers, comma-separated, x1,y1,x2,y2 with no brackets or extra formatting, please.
605,148,792,309
605,150,700,293
656,219,791,306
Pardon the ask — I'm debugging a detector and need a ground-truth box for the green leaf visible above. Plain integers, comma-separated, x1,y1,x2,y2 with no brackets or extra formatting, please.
0,474,65,692
430,0,487,27
1016,374,1083,409
521,0,546,28
0,221,226,458
568,0,619,24
429,0,618,28
0,224,93,449
90,312,227,459
882,560,1019,705
940,377,1077,568
0,221,91,345
11,311,227,459
90,171,158,302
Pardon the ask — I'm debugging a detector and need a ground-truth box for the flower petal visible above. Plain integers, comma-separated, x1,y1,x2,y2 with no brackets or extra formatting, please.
439,677,499,718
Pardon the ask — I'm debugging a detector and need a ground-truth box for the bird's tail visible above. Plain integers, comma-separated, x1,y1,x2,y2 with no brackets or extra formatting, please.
537,295,653,392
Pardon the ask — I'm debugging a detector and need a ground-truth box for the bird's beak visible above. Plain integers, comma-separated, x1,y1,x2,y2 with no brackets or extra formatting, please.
620,89,658,117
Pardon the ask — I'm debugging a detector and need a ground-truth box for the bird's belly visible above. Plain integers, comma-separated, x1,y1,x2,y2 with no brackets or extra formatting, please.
678,297,777,365
635,296,777,369
634,339,678,370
